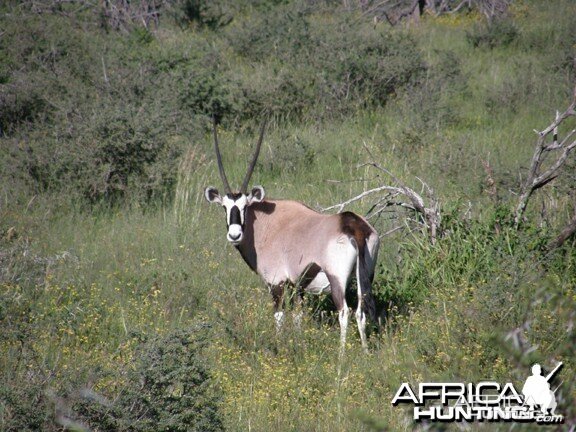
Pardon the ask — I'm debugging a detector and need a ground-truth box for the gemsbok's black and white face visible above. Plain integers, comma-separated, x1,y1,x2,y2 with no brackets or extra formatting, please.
204,186,265,245
204,116,268,246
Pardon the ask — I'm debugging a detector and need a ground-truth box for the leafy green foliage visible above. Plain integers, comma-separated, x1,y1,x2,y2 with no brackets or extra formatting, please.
0,11,224,204
74,327,224,432
466,17,519,48
0,3,424,204
227,6,425,119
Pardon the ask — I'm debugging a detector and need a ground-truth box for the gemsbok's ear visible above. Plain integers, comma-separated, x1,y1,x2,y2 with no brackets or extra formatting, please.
204,186,222,204
248,185,265,205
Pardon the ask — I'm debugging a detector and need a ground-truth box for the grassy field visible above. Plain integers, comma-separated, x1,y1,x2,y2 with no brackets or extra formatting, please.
1,1,575,431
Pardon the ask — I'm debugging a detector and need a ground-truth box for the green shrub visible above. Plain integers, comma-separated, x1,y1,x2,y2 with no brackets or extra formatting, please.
0,370,52,432
128,327,224,432
225,4,311,63
0,10,234,205
308,19,425,109
71,327,224,432
466,17,519,49
227,6,425,119
175,0,234,29
1,326,223,431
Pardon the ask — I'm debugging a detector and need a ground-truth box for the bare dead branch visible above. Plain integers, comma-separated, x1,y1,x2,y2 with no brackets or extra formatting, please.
382,225,405,237
514,85,576,227
544,128,576,151
359,159,441,243
323,156,441,244
322,185,405,213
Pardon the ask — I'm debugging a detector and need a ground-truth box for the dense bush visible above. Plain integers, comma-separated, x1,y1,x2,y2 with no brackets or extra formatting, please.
466,17,519,48
0,9,231,204
0,322,223,431
227,6,425,119
0,3,424,204
74,327,224,432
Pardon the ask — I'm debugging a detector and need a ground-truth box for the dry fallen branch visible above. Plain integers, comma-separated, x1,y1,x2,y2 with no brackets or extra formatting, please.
323,185,406,213
369,163,441,244
323,157,441,244
514,85,576,227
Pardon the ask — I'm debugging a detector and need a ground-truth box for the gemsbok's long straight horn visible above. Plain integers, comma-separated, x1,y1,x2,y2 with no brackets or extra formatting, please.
212,115,232,194
240,117,267,194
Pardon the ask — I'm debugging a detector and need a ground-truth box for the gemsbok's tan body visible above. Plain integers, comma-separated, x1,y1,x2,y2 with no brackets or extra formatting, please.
205,118,380,351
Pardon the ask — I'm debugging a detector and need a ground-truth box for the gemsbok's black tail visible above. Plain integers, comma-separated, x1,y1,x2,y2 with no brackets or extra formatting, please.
340,211,377,324
356,242,376,322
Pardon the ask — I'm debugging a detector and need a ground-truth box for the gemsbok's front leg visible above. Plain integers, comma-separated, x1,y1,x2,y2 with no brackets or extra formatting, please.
292,288,304,330
269,284,285,332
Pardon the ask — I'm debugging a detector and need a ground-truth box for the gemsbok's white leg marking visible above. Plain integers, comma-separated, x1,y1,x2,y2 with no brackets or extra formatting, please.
274,311,285,332
338,307,349,355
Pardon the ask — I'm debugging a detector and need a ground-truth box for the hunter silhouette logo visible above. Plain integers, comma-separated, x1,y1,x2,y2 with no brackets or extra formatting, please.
392,362,564,424
521,363,562,416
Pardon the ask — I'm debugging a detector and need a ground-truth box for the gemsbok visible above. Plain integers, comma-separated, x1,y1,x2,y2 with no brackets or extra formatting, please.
204,119,380,352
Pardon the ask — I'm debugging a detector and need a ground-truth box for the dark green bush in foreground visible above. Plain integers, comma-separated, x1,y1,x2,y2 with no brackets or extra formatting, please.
113,328,224,432
0,326,224,431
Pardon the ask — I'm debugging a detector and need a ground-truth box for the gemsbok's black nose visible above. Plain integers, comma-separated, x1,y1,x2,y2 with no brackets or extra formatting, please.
229,232,241,241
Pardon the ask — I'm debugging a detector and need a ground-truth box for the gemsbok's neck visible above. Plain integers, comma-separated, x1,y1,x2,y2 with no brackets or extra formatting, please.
234,200,277,273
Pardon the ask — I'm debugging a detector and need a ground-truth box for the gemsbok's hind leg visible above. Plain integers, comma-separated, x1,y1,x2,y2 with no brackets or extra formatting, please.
366,234,380,283
355,306,368,352
355,253,369,352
